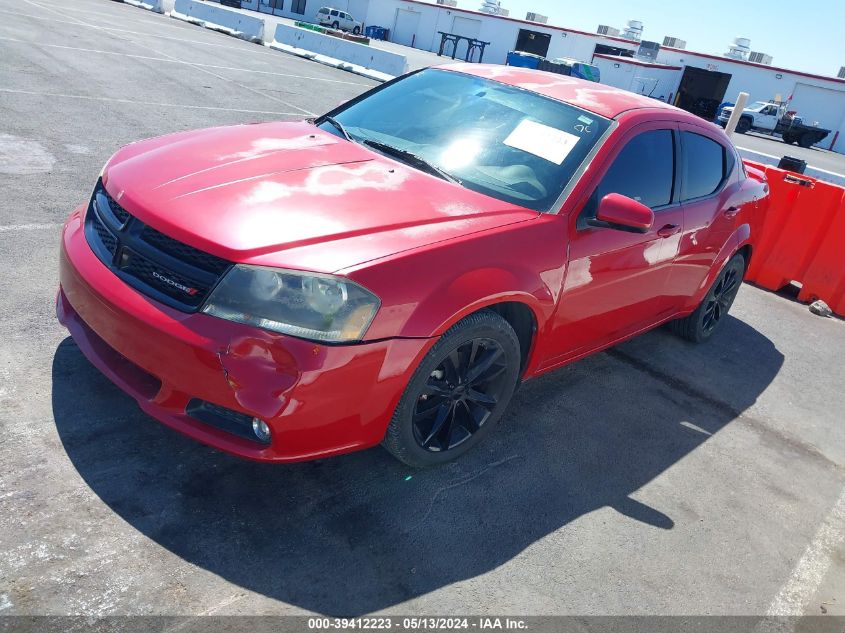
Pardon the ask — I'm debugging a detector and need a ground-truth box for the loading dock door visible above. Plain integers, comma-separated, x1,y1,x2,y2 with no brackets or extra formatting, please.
593,44,634,59
393,9,421,48
447,16,482,58
790,83,845,132
674,66,732,120
515,29,551,57
451,16,482,39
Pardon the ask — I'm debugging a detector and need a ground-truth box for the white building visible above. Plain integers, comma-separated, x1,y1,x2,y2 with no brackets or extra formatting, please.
242,0,845,153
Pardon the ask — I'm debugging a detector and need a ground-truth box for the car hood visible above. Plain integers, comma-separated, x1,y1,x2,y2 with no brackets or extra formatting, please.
102,122,537,273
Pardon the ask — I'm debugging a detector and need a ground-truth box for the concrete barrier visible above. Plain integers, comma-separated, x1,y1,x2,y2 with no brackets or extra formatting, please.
270,23,407,80
123,0,175,13
171,0,264,43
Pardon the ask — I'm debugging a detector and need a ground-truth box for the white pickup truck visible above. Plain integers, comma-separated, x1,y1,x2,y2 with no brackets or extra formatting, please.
717,101,831,148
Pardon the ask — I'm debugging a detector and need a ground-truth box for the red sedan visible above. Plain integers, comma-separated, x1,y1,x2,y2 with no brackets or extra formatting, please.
57,64,768,467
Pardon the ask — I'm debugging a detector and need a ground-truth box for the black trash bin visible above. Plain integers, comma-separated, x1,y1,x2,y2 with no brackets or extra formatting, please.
778,156,807,174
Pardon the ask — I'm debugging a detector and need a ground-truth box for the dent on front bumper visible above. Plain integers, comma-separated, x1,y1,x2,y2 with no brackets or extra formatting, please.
57,207,435,462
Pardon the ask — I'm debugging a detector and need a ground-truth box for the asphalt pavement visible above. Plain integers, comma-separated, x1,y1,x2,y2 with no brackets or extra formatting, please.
1,0,844,621
733,131,845,183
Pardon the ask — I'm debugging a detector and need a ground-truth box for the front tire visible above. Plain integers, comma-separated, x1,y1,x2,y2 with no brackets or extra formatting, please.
383,310,521,468
735,117,752,134
670,253,745,343
352,25,360,35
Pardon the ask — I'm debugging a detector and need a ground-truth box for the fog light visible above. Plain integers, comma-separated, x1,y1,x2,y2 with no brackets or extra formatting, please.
252,418,271,444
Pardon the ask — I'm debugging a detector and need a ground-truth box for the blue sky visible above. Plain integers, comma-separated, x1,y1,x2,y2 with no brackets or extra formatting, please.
424,0,843,77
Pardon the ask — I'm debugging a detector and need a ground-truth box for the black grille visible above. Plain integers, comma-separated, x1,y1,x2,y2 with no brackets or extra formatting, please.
104,190,130,225
140,225,230,275
92,215,118,256
84,181,232,311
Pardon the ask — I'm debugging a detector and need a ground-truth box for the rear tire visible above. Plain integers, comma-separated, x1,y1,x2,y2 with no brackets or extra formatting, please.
670,253,745,343
735,118,751,134
331,21,340,30
383,310,521,468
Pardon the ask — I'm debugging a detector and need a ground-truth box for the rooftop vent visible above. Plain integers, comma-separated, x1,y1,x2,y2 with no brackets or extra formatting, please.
526,11,548,23
621,20,643,42
636,40,661,62
838,66,845,79
663,36,686,49
597,24,621,37
436,0,458,5
479,0,506,15
725,37,751,60
748,51,773,65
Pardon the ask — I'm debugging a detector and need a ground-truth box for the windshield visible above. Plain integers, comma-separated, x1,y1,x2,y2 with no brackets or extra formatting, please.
317,69,611,212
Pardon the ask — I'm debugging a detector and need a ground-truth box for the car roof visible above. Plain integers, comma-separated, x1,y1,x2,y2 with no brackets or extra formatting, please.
438,63,687,120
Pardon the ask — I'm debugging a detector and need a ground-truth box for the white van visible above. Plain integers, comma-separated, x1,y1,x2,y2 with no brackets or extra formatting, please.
316,7,362,34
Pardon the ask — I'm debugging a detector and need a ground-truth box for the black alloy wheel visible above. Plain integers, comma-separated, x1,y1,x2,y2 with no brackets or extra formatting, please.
383,310,522,467
412,338,509,452
670,253,745,343
701,263,741,334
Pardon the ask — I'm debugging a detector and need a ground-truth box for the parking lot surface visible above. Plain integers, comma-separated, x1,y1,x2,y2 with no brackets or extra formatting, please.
1,0,844,619
734,132,845,179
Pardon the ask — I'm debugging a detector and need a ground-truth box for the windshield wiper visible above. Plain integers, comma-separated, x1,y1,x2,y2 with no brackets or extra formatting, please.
362,139,461,185
318,115,353,142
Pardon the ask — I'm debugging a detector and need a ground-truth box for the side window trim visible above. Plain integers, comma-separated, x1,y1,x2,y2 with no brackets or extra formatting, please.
679,127,732,203
670,124,682,205
575,124,679,231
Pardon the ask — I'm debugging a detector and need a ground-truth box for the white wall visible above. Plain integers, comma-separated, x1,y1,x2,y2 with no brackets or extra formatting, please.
272,22,408,76
363,0,637,64
592,56,681,103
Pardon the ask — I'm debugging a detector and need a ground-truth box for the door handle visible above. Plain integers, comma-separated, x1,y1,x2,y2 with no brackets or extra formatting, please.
657,224,681,238
723,206,740,218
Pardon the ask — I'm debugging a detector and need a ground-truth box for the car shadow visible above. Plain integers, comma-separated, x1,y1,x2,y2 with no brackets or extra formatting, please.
51,315,783,615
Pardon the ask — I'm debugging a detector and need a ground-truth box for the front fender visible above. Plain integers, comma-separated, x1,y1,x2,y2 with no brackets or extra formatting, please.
409,268,549,338
345,215,566,344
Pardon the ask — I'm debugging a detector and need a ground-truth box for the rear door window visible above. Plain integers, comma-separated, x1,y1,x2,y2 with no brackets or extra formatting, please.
681,131,728,200
578,129,676,228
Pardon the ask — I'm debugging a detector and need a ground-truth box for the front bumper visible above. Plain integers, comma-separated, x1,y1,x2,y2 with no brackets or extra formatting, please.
57,207,435,462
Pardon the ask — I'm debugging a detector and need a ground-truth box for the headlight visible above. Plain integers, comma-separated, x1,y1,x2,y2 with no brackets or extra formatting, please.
202,265,380,343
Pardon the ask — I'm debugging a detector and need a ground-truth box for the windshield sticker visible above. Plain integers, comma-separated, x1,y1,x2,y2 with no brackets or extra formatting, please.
503,119,581,165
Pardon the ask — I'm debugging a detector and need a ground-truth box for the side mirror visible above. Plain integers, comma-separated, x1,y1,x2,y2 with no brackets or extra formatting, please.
591,193,654,233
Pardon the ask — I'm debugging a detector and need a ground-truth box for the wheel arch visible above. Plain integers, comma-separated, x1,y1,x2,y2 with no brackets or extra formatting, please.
737,243,753,274
481,301,537,376
678,228,752,313
427,293,545,378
